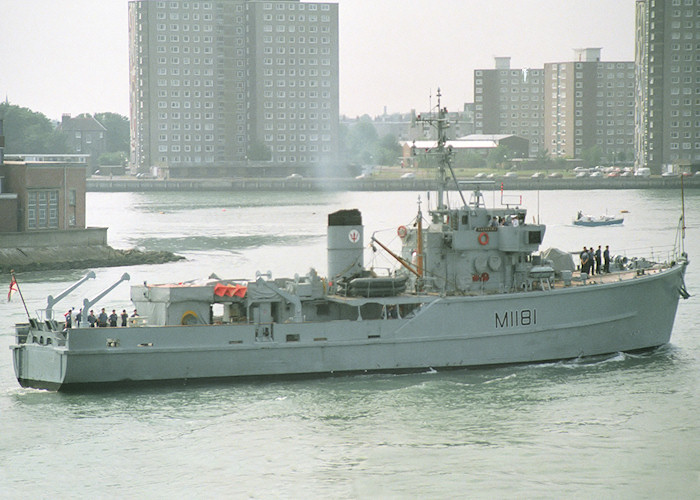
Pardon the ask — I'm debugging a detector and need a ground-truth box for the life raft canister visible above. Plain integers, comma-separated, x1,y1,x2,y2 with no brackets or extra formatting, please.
481,272,490,282
397,225,408,239
478,232,489,245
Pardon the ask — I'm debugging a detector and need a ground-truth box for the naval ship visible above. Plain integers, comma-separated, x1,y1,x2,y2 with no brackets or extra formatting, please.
11,94,690,391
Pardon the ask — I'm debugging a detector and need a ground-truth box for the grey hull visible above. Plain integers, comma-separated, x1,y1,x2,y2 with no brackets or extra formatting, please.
12,264,686,390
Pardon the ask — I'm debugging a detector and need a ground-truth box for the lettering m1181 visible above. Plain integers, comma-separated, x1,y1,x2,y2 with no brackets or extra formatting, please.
495,309,537,328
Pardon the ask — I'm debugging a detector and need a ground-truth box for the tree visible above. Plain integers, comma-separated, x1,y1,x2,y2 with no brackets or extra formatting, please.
94,112,130,153
98,151,127,166
374,133,401,166
486,144,512,169
346,119,379,163
581,146,603,168
455,152,486,169
536,148,552,170
0,102,68,154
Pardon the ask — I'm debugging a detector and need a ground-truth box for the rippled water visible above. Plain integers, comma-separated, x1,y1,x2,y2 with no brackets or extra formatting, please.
1,188,698,498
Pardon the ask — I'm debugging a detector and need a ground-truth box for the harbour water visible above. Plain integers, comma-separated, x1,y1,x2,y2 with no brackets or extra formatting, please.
1,188,698,498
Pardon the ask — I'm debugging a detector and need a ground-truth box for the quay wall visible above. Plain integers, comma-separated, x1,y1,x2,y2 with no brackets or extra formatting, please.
0,227,108,248
0,228,183,273
87,177,700,192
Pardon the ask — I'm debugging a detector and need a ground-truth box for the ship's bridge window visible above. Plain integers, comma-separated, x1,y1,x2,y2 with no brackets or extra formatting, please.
528,231,543,244
461,214,469,227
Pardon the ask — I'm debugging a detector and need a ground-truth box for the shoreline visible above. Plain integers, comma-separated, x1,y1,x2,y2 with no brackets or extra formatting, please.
87,176,699,192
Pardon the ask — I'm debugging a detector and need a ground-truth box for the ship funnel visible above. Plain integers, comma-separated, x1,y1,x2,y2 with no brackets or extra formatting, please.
327,209,363,280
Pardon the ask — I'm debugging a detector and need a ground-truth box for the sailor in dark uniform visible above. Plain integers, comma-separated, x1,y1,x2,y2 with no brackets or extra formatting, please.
580,247,590,274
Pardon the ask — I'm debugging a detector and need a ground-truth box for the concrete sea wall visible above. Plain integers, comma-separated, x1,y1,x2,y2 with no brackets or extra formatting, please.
87,176,700,192
0,228,183,273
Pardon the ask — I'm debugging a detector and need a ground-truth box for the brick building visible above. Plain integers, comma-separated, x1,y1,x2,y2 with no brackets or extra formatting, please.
0,156,87,233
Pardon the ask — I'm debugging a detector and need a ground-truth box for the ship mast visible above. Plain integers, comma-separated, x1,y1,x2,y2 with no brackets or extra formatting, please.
415,88,466,221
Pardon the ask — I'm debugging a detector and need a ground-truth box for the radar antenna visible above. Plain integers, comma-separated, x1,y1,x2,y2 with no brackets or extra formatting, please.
415,89,468,221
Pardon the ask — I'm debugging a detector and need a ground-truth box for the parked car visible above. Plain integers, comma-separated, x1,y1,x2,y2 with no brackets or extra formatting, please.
504,172,518,178
286,173,303,180
573,166,589,173
400,172,416,179
590,171,603,178
474,172,487,179
548,172,563,178
634,168,651,177
355,173,369,180
576,172,588,178
607,172,620,178
531,172,545,179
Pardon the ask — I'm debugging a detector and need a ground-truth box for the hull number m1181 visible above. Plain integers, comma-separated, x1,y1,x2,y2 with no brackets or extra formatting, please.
495,309,537,328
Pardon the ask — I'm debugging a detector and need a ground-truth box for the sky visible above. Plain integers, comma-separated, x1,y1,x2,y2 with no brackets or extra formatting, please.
0,0,635,121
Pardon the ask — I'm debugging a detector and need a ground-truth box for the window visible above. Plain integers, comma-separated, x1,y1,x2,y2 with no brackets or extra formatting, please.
26,190,59,230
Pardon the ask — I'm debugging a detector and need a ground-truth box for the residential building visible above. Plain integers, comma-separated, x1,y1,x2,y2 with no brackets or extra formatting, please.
544,49,635,163
474,50,635,164
474,57,545,157
129,0,339,178
635,0,700,172
58,114,107,173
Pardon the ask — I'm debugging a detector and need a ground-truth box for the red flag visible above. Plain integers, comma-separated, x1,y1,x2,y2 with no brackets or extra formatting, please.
8,276,18,302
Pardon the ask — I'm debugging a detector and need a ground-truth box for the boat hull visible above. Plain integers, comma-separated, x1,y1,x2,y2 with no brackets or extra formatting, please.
573,218,624,227
12,264,686,390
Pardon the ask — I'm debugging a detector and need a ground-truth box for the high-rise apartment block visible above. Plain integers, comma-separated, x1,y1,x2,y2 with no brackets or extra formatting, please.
129,0,339,178
544,49,635,162
474,57,545,156
635,0,700,172
474,50,635,164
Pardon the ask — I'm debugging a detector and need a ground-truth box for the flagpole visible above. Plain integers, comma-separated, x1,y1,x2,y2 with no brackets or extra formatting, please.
10,270,32,321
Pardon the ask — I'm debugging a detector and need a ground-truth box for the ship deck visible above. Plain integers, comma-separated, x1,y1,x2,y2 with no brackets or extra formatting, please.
555,266,668,289
325,265,672,304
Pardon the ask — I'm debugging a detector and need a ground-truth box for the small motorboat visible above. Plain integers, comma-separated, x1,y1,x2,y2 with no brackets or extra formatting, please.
573,211,624,227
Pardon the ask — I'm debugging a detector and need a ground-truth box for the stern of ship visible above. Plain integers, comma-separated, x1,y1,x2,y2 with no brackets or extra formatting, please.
11,322,68,391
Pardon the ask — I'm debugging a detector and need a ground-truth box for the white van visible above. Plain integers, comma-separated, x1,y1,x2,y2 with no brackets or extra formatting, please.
634,167,651,177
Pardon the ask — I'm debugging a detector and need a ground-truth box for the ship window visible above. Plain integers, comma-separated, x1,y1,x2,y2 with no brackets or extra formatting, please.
286,334,300,342
461,214,469,226
528,231,543,244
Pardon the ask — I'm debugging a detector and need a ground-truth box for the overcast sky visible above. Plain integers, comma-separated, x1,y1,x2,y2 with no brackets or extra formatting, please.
0,0,634,121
